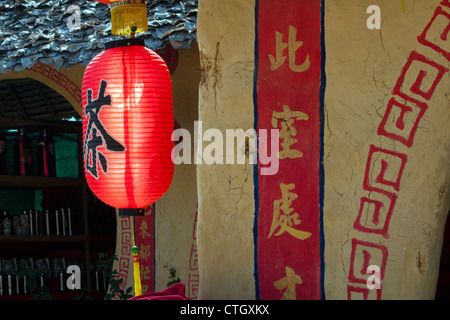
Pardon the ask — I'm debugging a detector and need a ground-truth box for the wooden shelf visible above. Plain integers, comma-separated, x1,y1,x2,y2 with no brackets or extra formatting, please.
0,289,107,300
0,119,115,300
0,235,87,243
88,234,115,242
0,117,81,134
0,175,84,188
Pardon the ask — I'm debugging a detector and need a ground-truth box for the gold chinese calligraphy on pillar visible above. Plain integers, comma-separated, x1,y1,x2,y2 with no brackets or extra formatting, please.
139,265,152,293
139,220,151,239
268,182,312,240
272,105,309,159
268,25,310,72
273,266,302,300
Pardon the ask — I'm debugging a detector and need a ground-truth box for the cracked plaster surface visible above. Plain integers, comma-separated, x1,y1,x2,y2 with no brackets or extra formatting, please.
324,0,450,299
195,0,450,299
196,0,256,299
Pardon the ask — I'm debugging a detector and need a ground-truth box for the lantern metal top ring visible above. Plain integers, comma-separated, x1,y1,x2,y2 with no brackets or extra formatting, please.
105,38,145,49
111,0,146,6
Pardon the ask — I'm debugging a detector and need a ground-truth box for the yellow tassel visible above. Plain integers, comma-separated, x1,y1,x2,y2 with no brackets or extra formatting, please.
132,219,142,297
132,245,142,297
111,2,148,36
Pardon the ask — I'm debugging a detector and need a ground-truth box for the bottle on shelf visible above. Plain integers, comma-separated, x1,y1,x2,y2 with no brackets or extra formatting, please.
37,129,56,177
12,214,21,236
13,128,32,176
34,210,39,236
28,209,34,236
58,272,65,292
19,211,30,236
44,210,50,236
67,208,72,236
60,208,73,236
39,273,45,294
55,210,60,236
7,274,13,295
1,211,12,236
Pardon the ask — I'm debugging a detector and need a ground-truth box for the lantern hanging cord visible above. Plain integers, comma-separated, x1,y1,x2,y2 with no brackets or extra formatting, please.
130,26,137,39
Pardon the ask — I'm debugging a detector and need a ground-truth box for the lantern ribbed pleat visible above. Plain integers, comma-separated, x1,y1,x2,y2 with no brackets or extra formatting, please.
82,41,174,209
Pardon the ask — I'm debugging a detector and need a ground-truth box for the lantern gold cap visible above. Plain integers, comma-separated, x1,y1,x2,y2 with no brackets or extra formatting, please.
110,0,148,37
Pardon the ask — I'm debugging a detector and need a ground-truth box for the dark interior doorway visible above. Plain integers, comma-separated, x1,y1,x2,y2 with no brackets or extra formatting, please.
0,78,79,121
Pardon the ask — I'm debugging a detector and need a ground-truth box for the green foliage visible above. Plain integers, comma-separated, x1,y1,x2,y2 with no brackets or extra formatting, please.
97,252,133,300
15,253,134,300
18,260,52,300
164,264,181,288
18,260,95,300
73,288,95,300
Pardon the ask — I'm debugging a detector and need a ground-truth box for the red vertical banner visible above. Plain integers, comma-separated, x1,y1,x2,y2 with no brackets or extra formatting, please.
134,204,155,294
255,0,324,300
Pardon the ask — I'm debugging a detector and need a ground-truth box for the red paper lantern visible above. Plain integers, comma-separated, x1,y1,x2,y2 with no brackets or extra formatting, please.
82,39,174,215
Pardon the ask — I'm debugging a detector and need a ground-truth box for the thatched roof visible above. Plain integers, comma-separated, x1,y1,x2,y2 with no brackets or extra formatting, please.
0,0,198,74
